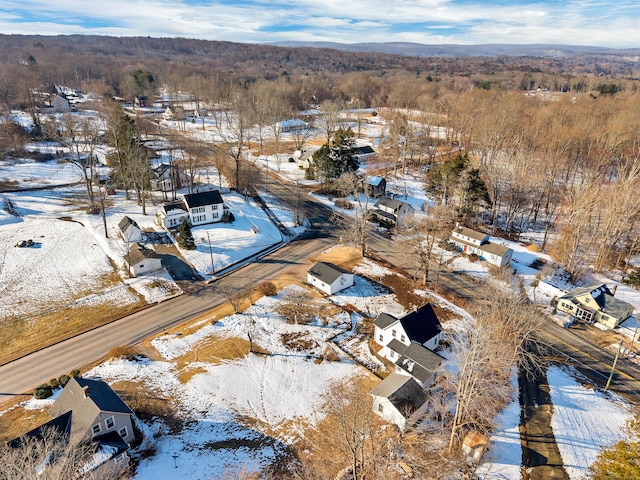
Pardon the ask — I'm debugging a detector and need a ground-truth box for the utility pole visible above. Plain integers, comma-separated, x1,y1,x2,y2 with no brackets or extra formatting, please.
605,339,624,391
207,232,214,275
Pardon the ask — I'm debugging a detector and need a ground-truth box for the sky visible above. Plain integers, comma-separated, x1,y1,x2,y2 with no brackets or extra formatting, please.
0,0,639,48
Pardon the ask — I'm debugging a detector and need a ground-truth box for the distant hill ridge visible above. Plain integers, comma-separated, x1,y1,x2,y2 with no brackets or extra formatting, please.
271,41,640,58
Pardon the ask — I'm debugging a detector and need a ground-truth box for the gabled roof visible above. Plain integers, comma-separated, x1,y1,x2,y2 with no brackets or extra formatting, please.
183,190,223,208
127,243,161,266
118,215,139,232
352,145,375,156
7,410,72,448
452,225,488,242
399,304,442,345
480,242,512,257
375,197,409,211
373,312,399,329
367,175,385,186
152,163,172,175
395,342,444,383
369,373,425,418
307,262,351,285
49,378,133,439
162,200,187,214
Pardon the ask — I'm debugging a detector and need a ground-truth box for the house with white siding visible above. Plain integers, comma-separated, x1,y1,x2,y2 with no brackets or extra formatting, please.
156,190,229,229
556,284,634,329
307,262,354,295
450,224,513,267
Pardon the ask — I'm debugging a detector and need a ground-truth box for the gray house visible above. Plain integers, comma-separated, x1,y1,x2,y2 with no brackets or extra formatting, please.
370,197,414,227
8,377,134,477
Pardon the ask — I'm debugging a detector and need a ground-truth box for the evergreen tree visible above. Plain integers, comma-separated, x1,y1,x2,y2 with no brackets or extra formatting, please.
177,217,196,249
459,167,490,224
427,152,469,205
588,416,640,479
308,127,358,183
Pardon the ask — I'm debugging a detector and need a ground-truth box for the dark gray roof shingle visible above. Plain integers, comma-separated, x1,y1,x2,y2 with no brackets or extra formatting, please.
183,190,223,208
307,262,350,285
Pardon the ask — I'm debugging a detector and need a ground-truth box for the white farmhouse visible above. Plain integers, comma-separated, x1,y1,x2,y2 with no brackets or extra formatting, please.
156,190,229,229
370,197,414,227
307,262,354,295
450,225,513,267
373,303,443,362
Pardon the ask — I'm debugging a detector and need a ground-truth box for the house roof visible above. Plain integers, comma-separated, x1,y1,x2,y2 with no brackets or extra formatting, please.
183,190,223,208
367,175,384,187
371,209,397,221
7,410,72,448
375,197,409,211
369,373,425,418
395,342,444,383
118,215,139,232
152,163,172,176
307,262,351,285
127,243,161,266
480,242,512,257
374,312,399,329
399,303,442,345
49,378,133,434
452,225,488,242
162,200,187,215
353,145,375,156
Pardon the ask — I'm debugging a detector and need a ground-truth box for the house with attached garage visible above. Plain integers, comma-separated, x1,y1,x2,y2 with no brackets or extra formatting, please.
307,262,354,295
370,197,414,227
369,373,426,432
450,224,513,268
8,377,134,477
156,190,229,229
373,303,443,362
126,243,162,277
555,283,635,329
118,215,143,243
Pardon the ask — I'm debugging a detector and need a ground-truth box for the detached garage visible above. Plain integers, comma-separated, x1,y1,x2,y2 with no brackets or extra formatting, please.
307,262,354,295
126,243,162,277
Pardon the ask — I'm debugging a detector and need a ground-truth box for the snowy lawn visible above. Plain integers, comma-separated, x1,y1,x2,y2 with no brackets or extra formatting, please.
85,289,372,479
547,366,632,479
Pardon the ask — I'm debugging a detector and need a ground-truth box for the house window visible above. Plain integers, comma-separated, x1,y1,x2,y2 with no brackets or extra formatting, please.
92,424,101,435
193,207,205,214
212,204,218,210
106,416,115,429
115,454,124,463
139,264,144,268
118,426,128,439
378,403,384,413
392,329,396,338
400,334,406,342
379,334,383,342
212,212,219,219
390,351,395,359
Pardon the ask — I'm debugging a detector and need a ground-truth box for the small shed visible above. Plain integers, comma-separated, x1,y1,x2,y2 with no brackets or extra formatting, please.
365,175,386,198
307,262,354,295
462,430,490,464
126,243,162,277
118,216,142,243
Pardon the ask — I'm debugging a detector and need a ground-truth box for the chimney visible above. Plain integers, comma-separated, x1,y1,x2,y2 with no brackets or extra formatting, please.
610,285,617,296
82,385,90,398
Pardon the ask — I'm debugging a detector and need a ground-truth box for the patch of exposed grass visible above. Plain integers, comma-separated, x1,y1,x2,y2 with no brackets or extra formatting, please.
281,332,319,352
0,179,19,191
176,365,208,384
0,397,52,442
174,336,252,369
112,380,184,435
0,295,146,365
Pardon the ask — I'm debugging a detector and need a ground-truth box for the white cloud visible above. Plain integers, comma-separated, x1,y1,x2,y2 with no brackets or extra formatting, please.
0,0,638,47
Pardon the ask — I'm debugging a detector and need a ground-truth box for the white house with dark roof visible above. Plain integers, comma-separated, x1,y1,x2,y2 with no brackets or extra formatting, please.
156,190,229,229
369,373,426,432
126,243,162,277
118,215,142,243
307,262,354,295
370,197,414,227
151,163,187,193
183,190,229,226
450,224,513,267
556,283,634,329
373,303,443,362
